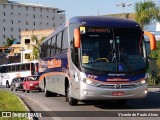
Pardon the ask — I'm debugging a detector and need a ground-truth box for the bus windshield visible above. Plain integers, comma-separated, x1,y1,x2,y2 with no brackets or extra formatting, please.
81,27,146,73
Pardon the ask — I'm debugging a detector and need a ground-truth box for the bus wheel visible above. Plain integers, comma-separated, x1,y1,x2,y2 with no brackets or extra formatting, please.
116,99,127,105
44,85,51,97
6,81,10,88
66,85,78,106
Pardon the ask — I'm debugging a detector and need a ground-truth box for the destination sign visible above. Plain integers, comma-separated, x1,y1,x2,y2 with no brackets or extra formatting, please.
87,28,110,33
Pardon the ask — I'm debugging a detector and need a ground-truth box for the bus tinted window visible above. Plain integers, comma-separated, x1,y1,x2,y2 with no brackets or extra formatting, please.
26,63,30,70
56,32,62,54
62,29,68,51
12,65,15,72
50,36,57,56
20,64,25,71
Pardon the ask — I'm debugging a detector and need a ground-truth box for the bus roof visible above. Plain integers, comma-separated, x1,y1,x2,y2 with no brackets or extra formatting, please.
69,16,140,28
0,61,38,66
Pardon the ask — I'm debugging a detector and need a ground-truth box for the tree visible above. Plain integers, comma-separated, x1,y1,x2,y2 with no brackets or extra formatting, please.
30,35,46,60
135,1,160,29
5,38,16,46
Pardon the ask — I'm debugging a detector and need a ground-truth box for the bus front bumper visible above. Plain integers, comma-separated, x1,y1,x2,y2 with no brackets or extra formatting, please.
77,82,147,100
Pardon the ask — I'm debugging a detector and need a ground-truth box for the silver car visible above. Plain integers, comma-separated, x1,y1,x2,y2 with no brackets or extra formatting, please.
10,77,25,91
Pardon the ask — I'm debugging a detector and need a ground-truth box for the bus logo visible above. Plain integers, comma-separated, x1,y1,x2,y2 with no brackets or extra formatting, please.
48,59,62,68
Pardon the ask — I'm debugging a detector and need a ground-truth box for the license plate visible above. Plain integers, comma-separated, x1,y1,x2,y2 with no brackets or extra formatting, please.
112,92,124,96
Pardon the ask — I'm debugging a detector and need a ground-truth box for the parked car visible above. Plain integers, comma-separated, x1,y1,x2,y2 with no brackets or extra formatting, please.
10,77,25,91
22,75,41,93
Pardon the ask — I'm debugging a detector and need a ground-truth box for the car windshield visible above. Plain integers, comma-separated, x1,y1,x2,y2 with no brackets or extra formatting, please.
27,76,39,81
16,77,25,82
81,27,146,73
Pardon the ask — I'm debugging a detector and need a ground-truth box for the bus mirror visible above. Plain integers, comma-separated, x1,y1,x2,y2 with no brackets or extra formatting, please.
144,31,156,50
74,28,80,48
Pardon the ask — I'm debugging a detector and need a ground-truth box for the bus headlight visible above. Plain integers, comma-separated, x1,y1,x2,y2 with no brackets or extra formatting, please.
141,79,146,84
83,79,98,86
136,79,146,86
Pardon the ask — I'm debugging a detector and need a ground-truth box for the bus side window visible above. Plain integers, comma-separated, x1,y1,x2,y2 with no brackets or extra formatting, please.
56,32,62,54
62,29,68,52
16,65,20,71
26,63,30,70
20,64,25,71
50,36,56,56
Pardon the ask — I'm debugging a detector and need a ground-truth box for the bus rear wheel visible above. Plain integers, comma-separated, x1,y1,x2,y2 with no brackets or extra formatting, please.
66,85,78,106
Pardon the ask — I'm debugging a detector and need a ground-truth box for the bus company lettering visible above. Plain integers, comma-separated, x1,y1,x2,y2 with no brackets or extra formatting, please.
107,78,129,82
48,59,62,68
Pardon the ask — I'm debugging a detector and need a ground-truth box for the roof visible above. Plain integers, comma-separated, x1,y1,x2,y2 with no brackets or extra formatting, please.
3,1,65,12
69,16,140,28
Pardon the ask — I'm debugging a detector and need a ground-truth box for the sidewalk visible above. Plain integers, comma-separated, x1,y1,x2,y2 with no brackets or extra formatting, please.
148,86,160,92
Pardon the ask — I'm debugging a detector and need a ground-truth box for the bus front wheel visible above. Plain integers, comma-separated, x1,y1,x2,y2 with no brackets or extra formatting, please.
66,84,78,106
44,85,51,97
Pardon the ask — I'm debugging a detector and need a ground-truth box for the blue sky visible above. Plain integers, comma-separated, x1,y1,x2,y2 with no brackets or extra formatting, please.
15,0,157,20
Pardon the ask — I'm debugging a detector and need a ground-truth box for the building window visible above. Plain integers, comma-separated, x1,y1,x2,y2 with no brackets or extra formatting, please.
25,54,30,59
18,13,21,15
33,7,35,11
40,22,42,25
60,17,63,19
25,39,30,44
40,15,42,19
26,6,28,10
52,16,55,20
40,8,42,12
18,28,21,32
11,20,13,24
53,9,55,13
46,23,49,26
3,35,6,39
3,27,6,31
3,4,5,8
3,12,5,16
19,35,21,39
18,21,21,23
11,5,13,9
3,20,6,23
26,21,28,25
33,14,35,18
53,23,55,27
11,13,13,15
11,35,13,39
33,22,36,26
11,28,13,32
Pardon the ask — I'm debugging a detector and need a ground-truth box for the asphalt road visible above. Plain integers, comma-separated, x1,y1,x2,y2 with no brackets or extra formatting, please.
0,87,160,120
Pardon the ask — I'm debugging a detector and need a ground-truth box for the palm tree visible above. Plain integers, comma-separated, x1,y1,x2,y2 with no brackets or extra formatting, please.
135,1,160,29
30,35,46,60
5,38,16,46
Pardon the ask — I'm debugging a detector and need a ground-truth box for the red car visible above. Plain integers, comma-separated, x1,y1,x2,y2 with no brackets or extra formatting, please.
22,75,41,93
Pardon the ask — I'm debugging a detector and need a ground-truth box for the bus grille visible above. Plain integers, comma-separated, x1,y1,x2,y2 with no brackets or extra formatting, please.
96,83,137,89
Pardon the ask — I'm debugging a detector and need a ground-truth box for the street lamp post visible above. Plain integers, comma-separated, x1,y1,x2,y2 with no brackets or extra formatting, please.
20,47,25,63
116,3,132,13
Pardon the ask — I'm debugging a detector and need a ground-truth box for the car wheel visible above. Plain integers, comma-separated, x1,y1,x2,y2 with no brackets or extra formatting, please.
27,89,30,93
23,89,25,92
66,84,78,106
10,87,13,91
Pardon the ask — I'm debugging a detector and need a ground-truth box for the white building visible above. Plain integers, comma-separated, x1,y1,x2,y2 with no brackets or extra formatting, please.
0,0,65,46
